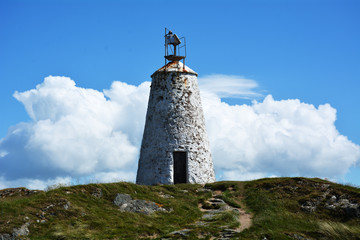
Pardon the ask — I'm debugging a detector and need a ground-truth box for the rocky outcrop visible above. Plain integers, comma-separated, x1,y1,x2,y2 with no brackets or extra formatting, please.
0,221,30,240
113,193,170,215
325,195,360,218
0,188,40,199
300,183,360,219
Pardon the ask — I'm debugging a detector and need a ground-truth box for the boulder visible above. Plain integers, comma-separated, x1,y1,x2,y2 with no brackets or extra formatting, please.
0,233,13,240
12,222,30,238
113,194,132,207
113,193,168,215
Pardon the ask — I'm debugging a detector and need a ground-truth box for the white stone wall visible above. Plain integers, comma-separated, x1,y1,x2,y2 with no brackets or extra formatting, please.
136,62,215,185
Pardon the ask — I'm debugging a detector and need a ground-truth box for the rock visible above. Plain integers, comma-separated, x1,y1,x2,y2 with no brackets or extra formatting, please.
339,194,348,199
322,189,331,198
301,201,317,213
114,193,168,215
12,222,30,238
91,188,103,198
341,203,360,218
329,195,337,204
221,228,239,235
0,188,40,199
338,199,350,205
325,196,360,218
36,212,46,219
158,192,174,199
0,233,12,240
196,188,212,193
63,200,71,210
202,212,217,220
209,198,225,204
202,197,228,210
169,229,191,237
232,208,241,215
113,194,133,207
43,204,54,210
325,204,336,211
321,184,330,190
192,221,208,226
121,200,167,215
219,205,232,211
286,233,312,240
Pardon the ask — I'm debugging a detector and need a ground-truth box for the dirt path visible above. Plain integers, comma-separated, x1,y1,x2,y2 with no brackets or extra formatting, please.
236,207,252,232
210,188,252,232
167,187,252,239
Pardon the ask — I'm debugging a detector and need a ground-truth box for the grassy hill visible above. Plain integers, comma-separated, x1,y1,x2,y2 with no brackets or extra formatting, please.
0,177,359,239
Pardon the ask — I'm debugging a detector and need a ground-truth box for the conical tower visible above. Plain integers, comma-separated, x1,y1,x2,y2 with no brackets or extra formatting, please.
136,29,215,185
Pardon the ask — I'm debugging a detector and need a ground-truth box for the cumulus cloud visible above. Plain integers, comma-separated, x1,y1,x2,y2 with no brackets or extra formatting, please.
0,76,149,189
202,94,360,180
0,75,359,189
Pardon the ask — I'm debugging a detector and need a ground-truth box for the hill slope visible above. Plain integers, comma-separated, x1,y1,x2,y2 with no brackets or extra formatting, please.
0,178,359,239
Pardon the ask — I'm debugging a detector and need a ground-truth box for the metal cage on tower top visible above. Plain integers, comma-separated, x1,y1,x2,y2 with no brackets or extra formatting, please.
164,28,186,66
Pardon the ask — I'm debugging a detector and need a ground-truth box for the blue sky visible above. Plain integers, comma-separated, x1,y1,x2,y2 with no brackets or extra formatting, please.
1,0,360,189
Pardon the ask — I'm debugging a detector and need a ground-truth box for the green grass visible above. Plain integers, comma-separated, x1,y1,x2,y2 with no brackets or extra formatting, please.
1,178,359,239
240,177,360,240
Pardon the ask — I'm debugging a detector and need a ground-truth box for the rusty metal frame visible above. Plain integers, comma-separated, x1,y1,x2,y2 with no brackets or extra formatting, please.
164,28,186,67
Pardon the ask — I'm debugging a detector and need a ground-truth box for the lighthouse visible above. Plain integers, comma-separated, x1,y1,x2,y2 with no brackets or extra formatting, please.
136,29,215,185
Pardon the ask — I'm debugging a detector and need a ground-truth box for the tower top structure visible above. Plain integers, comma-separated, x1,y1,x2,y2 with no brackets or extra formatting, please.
164,28,186,65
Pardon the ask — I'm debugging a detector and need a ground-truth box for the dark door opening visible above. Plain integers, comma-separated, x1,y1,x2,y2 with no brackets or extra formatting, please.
173,151,187,184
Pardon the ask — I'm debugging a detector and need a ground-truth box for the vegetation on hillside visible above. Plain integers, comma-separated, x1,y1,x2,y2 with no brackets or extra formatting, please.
0,178,359,239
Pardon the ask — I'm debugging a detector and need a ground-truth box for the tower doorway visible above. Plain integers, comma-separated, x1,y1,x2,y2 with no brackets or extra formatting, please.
173,151,187,184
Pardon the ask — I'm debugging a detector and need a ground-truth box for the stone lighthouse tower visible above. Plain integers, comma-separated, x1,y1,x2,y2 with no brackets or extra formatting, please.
136,29,215,185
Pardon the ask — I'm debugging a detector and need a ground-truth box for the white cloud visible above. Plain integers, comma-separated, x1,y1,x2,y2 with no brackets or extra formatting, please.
198,74,262,99
221,170,267,181
0,176,72,190
93,171,136,183
0,75,359,190
0,151,7,158
202,94,360,180
0,76,149,188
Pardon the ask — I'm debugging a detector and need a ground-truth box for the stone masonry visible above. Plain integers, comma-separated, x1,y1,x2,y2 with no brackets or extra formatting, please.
136,61,215,185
